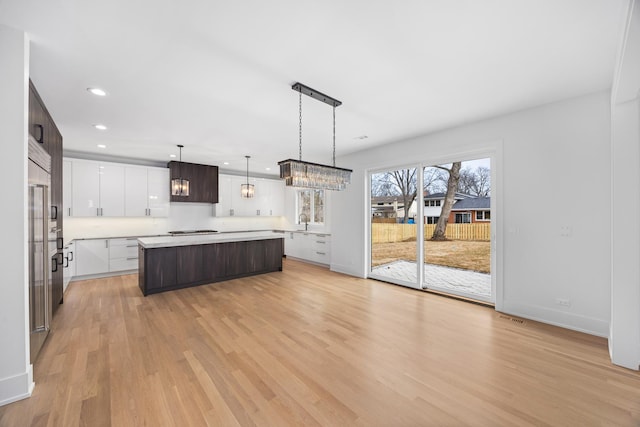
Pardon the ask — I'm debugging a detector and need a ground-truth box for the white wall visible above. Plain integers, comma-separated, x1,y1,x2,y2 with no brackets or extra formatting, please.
332,90,612,337
610,0,640,370
0,25,33,405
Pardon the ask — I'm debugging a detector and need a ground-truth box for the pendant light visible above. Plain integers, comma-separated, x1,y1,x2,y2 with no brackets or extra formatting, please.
241,155,255,198
171,144,190,196
278,82,352,191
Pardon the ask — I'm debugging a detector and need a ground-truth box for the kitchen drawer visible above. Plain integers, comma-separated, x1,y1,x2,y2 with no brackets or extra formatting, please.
109,257,138,272
311,237,330,251
109,237,138,247
310,249,330,265
109,244,138,259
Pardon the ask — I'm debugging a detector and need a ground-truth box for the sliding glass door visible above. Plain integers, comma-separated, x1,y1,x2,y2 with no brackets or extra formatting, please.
369,157,494,303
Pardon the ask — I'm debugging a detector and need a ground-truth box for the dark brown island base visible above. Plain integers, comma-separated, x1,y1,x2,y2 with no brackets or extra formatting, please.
137,231,284,296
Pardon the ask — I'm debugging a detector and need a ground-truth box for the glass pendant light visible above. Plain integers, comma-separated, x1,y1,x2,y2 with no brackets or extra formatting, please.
241,155,255,198
278,82,352,191
171,144,190,196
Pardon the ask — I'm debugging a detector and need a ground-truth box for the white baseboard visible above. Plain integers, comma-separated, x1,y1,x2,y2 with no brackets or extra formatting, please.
330,263,366,278
70,269,137,282
501,300,609,337
0,366,34,407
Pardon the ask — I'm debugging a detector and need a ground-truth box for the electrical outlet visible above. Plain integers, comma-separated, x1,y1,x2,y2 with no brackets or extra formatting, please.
556,298,571,307
560,225,572,237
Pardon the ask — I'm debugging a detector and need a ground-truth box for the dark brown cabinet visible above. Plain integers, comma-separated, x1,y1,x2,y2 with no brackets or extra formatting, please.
29,80,64,314
138,238,284,296
168,161,219,203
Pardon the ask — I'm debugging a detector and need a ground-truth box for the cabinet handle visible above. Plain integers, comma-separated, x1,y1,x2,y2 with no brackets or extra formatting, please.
51,256,58,272
126,257,138,260
57,252,64,264
97,207,100,216
101,207,104,216
105,240,109,248
51,206,58,220
56,237,64,250
230,209,234,216
35,124,44,143
68,207,71,216
64,256,69,268
68,251,73,261
126,244,137,248
316,241,325,244
316,251,326,255
256,209,260,216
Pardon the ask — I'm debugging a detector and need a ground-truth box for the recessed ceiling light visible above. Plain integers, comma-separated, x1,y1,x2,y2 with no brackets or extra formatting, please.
97,144,106,148
169,154,177,158
87,87,107,96
265,167,271,171
223,162,229,165
93,124,107,130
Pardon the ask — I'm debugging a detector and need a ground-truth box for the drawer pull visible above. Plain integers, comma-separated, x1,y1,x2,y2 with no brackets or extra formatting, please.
316,241,325,244
316,251,326,255
126,244,137,247
126,257,138,260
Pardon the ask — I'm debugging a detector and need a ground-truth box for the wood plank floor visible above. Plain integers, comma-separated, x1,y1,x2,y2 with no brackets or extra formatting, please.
2,258,640,426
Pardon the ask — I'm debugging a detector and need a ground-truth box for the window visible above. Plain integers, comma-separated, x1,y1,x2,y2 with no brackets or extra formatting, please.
476,210,490,221
455,212,471,224
297,189,324,225
426,200,441,207
426,216,439,224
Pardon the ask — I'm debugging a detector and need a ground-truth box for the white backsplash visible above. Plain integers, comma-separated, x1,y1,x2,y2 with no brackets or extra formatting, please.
64,202,290,241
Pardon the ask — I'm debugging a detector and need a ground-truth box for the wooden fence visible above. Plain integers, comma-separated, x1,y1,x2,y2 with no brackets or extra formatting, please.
371,223,491,243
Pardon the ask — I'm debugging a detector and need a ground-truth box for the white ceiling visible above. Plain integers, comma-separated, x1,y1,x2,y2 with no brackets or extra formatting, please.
0,0,628,175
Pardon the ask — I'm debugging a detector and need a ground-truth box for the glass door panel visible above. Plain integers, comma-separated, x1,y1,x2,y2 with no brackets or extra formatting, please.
369,167,420,289
422,158,493,302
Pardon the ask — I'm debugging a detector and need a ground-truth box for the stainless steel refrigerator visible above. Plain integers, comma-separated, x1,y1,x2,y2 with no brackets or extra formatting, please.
28,139,57,364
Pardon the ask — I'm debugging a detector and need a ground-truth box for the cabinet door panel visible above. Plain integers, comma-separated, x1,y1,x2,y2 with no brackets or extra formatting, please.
125,166,148,216
264,239,284,271
203,244,221,280
246,240,266,273
99,163,125,216
71,161,100,217
176,245,205,285
147,168,170,217
222,242,247,277
145,247,177,290
63,160,72,217
75,240,109,276
216,175,234,217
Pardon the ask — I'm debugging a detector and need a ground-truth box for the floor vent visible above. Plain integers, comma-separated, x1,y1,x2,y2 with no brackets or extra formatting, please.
499,314,526,325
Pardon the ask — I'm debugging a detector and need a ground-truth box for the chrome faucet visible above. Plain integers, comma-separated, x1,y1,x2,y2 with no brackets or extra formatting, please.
299,213,309,231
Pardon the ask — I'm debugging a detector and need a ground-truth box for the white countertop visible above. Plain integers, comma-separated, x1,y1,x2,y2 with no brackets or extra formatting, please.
138,230,285,249
283,229,331,236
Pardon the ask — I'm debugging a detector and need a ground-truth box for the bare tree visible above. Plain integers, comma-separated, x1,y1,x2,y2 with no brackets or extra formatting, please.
371,169,417,223
456,166,491,197
431,162,461,240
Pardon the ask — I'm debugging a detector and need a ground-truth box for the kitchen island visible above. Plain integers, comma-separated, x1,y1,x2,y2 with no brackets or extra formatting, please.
137,231,284,296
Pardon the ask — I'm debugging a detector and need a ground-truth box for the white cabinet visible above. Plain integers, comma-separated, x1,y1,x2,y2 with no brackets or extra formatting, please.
63,159,72,217
63,241,76,293
75,239,110,276
284,232,331,266
108,238,139,272
147,167,170,217
70,159,125,217
75,237,141,277
216,174,285,217
124,166,169,217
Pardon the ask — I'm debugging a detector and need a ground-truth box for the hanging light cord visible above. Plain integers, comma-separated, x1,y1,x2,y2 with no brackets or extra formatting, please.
298,91,303,162
246,156,249,185
332,105,336,167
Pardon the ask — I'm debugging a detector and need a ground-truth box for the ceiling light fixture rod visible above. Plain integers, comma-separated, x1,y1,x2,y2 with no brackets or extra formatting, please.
291,82,342,107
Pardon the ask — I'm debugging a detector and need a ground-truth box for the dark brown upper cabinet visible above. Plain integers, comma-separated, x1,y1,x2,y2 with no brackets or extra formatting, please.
168,161,219,203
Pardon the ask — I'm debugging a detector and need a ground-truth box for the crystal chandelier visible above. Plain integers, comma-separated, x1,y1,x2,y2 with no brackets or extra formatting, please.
240,155,255,198
278,83,352,191
171,144,190,196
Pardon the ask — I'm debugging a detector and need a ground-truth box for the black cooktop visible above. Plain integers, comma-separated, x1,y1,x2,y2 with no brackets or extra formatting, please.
168,230,218,235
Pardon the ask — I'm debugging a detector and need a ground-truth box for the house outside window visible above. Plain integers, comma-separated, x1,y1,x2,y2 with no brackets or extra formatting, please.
426,200,441,207
297,189,324,224
426,216,439,224
455,212,471,224
476,210,490,221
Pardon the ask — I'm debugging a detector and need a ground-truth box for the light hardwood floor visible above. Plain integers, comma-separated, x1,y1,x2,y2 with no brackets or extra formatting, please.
2,258,639,426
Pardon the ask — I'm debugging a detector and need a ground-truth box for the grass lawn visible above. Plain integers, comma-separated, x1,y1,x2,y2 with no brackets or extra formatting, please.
371,240,490,273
